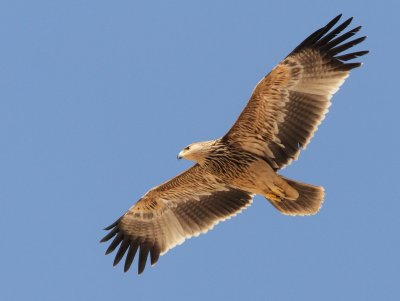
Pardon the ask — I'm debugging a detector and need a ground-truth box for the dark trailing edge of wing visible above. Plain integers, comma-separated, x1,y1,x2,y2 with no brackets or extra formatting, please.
289,14,368,70
100,218,161,275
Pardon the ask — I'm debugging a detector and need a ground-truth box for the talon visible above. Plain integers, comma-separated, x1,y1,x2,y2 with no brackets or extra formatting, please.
265,193,282,202
270,187,285,198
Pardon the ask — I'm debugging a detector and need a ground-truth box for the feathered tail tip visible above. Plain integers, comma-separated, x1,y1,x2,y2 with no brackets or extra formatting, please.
268,177,325,216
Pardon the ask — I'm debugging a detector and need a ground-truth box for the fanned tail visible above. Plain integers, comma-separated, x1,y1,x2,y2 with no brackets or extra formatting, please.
267,177,325,216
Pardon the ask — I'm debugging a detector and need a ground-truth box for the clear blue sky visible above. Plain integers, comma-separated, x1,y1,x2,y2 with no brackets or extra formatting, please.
1,1,399,300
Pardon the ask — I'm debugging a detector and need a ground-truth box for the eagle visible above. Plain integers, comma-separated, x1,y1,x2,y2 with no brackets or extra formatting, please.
101,14,368,274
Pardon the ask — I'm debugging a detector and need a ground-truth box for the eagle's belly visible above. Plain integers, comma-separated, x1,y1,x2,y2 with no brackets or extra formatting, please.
206,156,298,200
230,159,281,195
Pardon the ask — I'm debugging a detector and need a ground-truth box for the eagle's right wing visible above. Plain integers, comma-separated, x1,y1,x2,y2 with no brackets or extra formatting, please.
101,164,253,274
223,15,368,170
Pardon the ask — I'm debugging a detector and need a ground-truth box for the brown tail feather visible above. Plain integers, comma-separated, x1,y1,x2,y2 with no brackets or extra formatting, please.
267,177,325,216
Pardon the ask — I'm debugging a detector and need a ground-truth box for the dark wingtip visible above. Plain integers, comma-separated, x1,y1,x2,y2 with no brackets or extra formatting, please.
150,245,161,266
102,216,164,275
105,247,115,255
324,14,342,32
290,14,343,55
113,236,130,266
331,14,342,24
345,17,354,29
124,242,139,272
100,227,119,243
138,246,150,275
105,232,123,255
336,62,362,71
329,36,367,56
339,16,354,29
335,50,369,61
103,218,121,230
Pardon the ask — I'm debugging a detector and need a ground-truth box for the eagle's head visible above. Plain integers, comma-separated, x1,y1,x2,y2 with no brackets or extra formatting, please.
177,140,217,165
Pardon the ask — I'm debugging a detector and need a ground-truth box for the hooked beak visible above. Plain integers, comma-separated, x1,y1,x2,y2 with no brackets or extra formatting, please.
177,152,183,160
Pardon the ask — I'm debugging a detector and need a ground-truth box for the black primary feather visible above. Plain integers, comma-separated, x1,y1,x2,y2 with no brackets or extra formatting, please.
289,14,368,70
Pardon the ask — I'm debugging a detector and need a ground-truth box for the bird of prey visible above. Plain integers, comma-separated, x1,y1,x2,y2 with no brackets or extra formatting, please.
101,14,368,275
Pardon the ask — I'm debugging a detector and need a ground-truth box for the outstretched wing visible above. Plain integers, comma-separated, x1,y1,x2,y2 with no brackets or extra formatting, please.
100,164,253,274
223,15,368,170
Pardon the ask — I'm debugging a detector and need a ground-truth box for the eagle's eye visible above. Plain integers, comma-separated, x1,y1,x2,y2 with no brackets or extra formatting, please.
184,146,190,151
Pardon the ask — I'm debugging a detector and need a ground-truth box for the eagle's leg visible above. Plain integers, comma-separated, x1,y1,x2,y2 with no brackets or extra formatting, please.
233,159,299,201
268,176,299,201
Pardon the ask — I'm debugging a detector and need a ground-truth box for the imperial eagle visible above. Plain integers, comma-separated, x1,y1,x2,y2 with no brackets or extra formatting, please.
101,14,368,274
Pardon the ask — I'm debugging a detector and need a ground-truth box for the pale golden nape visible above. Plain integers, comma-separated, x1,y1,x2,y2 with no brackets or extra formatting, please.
177,140,216,164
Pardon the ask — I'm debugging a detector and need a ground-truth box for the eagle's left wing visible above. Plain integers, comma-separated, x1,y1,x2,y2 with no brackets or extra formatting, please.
101,164,253,274
223,15,368,170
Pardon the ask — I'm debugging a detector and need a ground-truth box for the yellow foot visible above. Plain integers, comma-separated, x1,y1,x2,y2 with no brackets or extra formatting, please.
265,193,282,202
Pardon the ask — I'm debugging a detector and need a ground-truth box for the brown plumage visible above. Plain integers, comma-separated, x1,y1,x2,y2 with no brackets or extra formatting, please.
101,14,368,274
